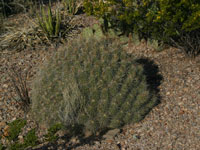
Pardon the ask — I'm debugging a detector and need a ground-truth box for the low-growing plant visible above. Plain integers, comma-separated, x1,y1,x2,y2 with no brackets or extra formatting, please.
9,142,24,150
6,119,26,142
170,30,200,56
37,1,61,38
0,142,4,150
31,35,158,135
8,66,31,112
44,123,64,142
147,39,165,52
62,0,78,15
23,128,38,147
8,128,38,150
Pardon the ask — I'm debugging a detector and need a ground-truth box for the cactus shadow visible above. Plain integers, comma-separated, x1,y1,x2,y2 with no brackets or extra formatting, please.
136,58,163,94
135,57,163,97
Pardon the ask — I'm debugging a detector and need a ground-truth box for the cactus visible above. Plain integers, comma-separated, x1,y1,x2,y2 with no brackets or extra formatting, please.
31,36,158,134
81,23,139,47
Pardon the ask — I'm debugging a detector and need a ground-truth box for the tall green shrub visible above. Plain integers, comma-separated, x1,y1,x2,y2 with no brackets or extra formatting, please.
30,36,158,134
84,0,200,56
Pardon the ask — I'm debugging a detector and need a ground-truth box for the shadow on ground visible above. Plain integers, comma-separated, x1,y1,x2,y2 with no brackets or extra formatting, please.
28,57,163,150
136,57,163,95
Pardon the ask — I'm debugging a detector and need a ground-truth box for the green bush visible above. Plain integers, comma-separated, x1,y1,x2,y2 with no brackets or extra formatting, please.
31,36,158,134
23,129,38,147
83,0,200,56
6,119,26,142
44,123,64,142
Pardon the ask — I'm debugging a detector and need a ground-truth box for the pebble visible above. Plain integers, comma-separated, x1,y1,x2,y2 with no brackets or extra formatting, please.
55,129,68,138
103,129,120,140
105,139,114,144
3,125,9,137
2,84,8,88
18,135,24,143
0,121,6,130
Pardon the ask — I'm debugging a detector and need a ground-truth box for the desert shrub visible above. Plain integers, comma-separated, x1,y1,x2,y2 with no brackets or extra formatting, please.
44,123,64,142
6,119,26,142
23,129,38,147
8,66,31,112
83,0,200,56
31,36,158,134
9,128,38,150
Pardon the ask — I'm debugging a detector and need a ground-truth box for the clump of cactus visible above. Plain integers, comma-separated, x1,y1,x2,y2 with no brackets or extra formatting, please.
81,22,140,47
30,36,158,134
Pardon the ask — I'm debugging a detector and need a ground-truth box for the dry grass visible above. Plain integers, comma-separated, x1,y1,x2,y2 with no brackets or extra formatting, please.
0,14,52,51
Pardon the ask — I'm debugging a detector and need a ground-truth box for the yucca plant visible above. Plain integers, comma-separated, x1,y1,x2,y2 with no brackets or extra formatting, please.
37,1,61,37
31,35,159,135
62,0,78,15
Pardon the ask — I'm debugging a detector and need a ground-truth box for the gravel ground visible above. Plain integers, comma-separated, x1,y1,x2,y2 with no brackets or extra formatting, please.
0,29,200,150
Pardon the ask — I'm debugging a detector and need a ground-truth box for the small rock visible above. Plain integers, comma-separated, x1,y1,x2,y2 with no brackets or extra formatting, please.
11,117,17,121
105,139,113,144
55,129,68,138
103,129,120,140
84,130,93,138
70,137,79,144
0,102,3,106
129,129,135,134
18,135,24,144
113,144,120,150
3,125,9,137
58,146,64,150
31,142,49,150
132,134,141,140
94,141,101,145
3,84,8,88
0,121,6,130
57,139,65,145
120,141,126,147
